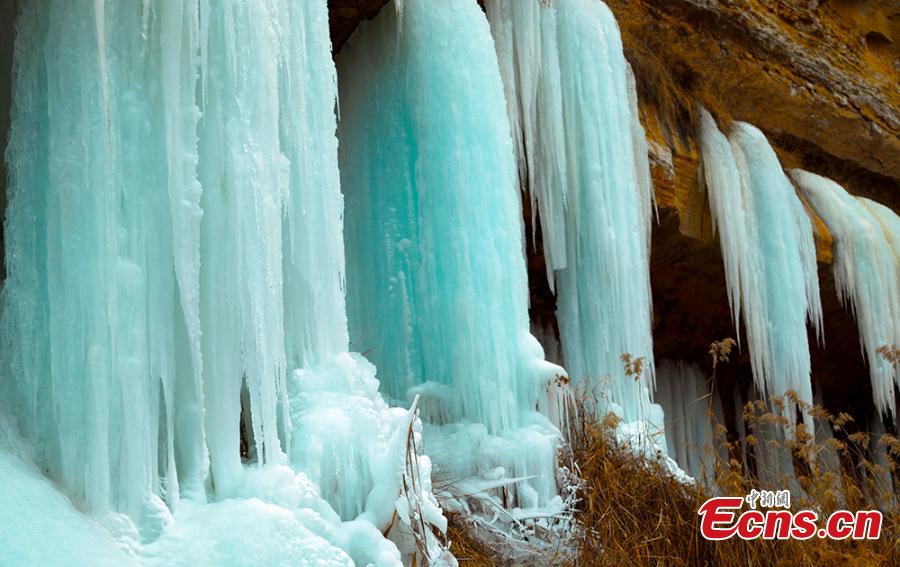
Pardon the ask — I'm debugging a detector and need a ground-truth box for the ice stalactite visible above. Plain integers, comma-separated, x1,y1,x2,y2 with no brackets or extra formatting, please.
790,170,900,417
484,0,660,432
158,0,208,506
698,111,822,429
748,396,802,490
1,1,445,564
338,0,567,509
655,361,725,481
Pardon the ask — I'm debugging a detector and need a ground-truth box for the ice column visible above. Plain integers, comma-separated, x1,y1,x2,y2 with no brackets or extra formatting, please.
485,0,658,425
698,112,823,427
2,0,191,516
1,0,428,537
338,0,565,506
790,170,899,417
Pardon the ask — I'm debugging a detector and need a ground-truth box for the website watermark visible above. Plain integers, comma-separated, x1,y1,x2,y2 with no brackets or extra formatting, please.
698,490,882,541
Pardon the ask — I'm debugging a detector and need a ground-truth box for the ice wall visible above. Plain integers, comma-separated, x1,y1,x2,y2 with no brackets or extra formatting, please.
338,0,566,508
655,361,724,481
790,170,900,417
484,0,659,427
698,112,822,427
1,0,443,563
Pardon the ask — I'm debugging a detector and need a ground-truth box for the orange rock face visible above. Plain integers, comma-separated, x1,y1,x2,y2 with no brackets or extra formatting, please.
612,0,898,188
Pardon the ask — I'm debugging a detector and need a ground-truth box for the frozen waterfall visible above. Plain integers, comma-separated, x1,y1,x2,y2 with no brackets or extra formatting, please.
654,360,725,481
484,0,660,432
698,111,823,429
337,0,567,510
791,170,900,417
3,0,897,562
1,0,444,564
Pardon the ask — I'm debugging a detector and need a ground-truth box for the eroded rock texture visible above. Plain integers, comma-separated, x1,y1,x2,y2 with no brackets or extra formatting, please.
611,0,898,235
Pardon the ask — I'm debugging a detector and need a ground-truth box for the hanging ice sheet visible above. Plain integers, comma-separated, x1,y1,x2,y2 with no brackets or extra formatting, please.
790,170,900,417
698,111,823,429
337,0,567,509
484,0,659,430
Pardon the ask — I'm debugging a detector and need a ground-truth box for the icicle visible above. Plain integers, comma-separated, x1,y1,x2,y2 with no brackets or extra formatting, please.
159,0,206,505
485,0,658,425
790,170,899,417
485,0,568,288
197,0,294,491
338,0,566,508
627,63,656,249
698,109,749,334
2,0,176,516
698,113,822,430
93,0,111,148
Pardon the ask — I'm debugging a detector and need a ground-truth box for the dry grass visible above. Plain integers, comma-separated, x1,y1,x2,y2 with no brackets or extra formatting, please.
571,411,709,566
444,346,899,565
566,346,900,566
568,403,899,566
445,512,500,566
